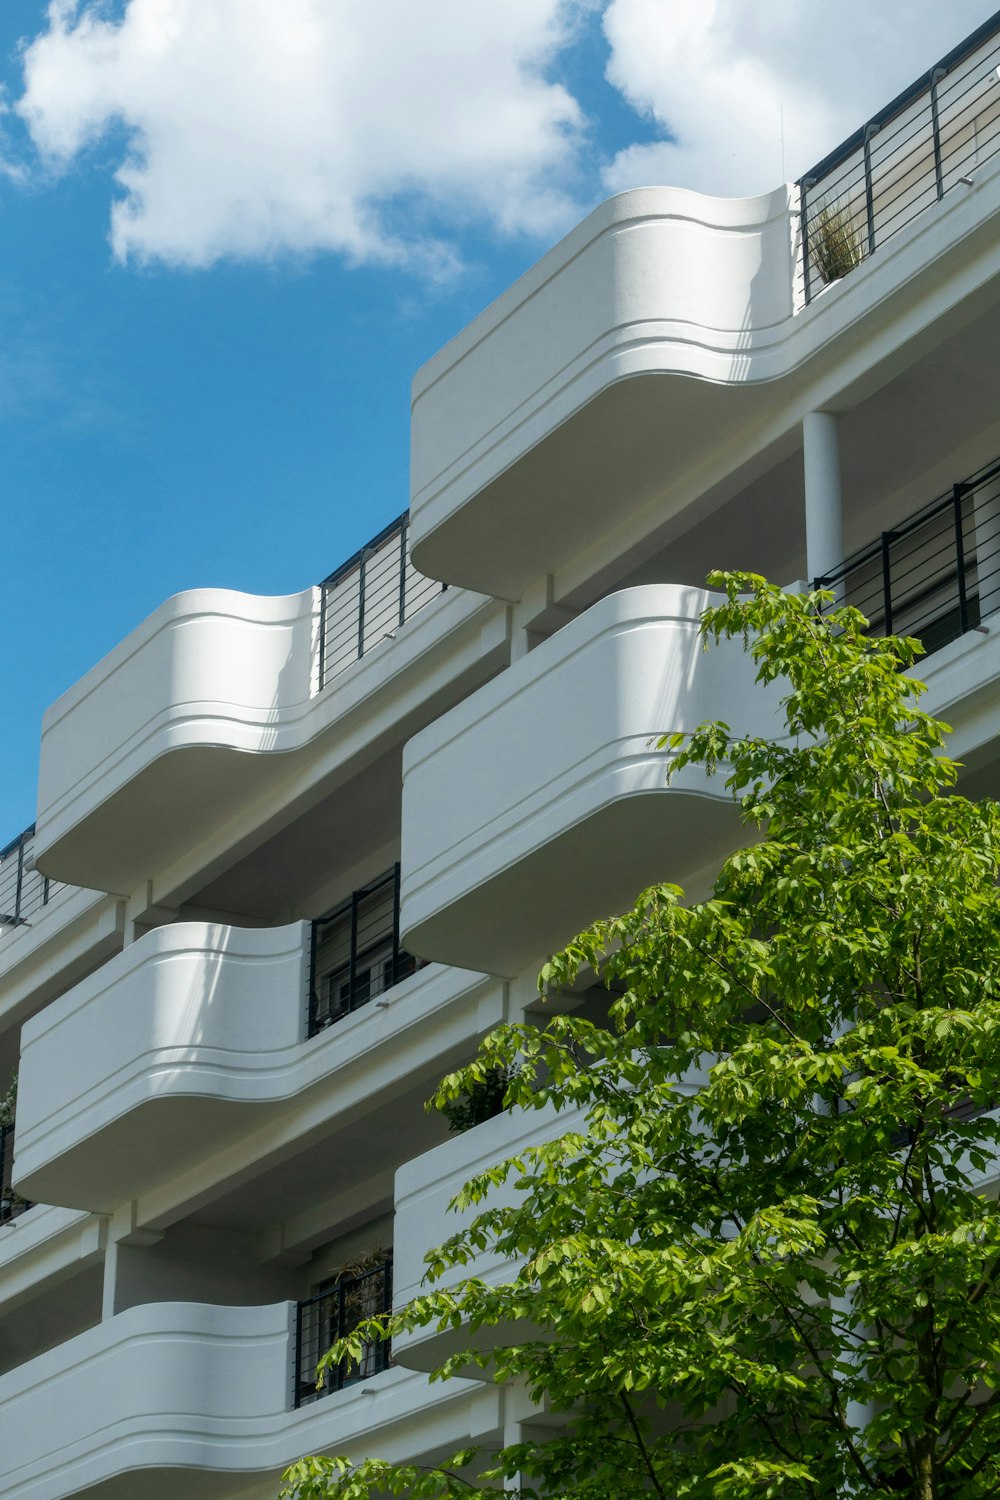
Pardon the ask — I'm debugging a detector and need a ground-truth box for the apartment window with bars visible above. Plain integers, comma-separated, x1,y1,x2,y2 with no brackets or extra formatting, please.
294,1257,393,1407
308,866,420,1037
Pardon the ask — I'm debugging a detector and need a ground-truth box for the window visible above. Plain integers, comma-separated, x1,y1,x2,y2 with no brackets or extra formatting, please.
309,867,422,1036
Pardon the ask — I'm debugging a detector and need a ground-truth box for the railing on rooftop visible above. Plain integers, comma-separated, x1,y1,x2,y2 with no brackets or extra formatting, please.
318,512,445,691
815,454,1000,654
308,866,423,1037
0,1124,30,1226
0,826,61,932
798,11,1000,304
294,1258,393,1407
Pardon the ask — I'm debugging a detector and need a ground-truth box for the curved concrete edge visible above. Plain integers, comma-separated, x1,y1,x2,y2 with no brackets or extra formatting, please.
16,921,309,1184
15,927,493,1211
34,582,493,882
410,185,798,534
35,585,317,871
393,1061,712,1370
400,585,786,972
0,887,123,1035
0,1300,492,1499
409,165,1000,581
0,1206,100,1317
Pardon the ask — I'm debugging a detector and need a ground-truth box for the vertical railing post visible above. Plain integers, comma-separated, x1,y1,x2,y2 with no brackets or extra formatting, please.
348,889,359,1013
317,584,328,694
294,1298,305,1407
13,837,25,926
800,178,813,306
337,1281,347,1392
863,124,878,257
953,483,970,635
357,552,367,664
307,920,318,1037
881,531,895,635
398,518,408,631
930,67,946,200
391,862,401,987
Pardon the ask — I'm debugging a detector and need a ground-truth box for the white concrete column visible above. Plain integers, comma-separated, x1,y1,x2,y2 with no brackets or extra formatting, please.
803,411,845,583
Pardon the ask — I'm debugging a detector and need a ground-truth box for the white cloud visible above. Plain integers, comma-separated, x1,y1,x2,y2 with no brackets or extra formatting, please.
601,0,999,198
17,0,588,269
14,0,1000,270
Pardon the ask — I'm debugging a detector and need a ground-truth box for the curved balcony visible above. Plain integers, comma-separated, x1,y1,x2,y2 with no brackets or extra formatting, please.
400,584,784,976
392,1101,582,1374
0,1300,490,1500
14,921,495,1216
392,1061,710,1374
410,163,1000,600
34,581,501,899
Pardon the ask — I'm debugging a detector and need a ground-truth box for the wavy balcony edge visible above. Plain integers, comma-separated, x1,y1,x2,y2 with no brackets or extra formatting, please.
410,164,1000,598
34,581,498,893
400,583,787,975
0,1299,492,1500
15,920,495,1213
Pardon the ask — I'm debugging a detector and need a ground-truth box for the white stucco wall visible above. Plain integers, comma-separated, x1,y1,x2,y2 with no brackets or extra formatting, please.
401,584,785,974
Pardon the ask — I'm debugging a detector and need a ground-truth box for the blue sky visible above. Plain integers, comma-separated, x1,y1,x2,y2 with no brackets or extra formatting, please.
0,0,995,835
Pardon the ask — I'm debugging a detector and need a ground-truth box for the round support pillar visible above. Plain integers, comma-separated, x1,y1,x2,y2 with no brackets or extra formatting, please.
803,411,844,583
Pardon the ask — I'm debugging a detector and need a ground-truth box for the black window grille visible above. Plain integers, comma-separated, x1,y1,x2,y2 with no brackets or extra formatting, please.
0,825,60,930
798,14,1000,303
0,1124,30,1226
318,512,446,691
294,1258,393,1407
815,454,1000,656
308,866,421,1037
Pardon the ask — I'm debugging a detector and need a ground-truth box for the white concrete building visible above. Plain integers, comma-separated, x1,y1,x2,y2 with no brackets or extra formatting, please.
4,16,1000,1496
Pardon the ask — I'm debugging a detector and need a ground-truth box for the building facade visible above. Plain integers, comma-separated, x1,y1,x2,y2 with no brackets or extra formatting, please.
4,16,1000,1497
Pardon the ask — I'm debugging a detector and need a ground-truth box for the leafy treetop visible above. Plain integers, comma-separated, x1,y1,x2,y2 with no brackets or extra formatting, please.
282,574,1000,1500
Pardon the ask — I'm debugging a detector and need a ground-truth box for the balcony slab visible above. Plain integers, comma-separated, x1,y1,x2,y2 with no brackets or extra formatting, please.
15,921,496,1220
0,1300,496,1500
400,584,785,976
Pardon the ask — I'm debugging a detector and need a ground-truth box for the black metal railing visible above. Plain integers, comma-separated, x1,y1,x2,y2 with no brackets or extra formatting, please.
0,1125,30,1226
0,825,60,931
294,1258,393,1407
308,866,422,1037
799,12,1000,303
815,455,1000,655
318,513,445,690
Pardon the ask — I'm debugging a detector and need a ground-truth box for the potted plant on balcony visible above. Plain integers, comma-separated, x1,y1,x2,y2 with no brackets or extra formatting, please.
812,197,865,285
438,1061,522,1134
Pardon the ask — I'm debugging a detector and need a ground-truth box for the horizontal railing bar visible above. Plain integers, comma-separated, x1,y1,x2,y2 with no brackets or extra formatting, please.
798,11,1000,189
320,512,409,589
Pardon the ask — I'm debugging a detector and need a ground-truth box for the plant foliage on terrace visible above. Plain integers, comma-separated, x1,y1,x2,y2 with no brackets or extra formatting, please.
282,575,1000,1500
812,198,866,284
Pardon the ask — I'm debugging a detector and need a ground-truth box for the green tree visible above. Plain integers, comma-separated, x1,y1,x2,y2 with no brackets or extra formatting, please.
282,574,1000,1500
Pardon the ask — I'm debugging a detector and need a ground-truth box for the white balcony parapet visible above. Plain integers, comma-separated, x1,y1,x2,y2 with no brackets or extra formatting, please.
0,1206,100,1318
392,1101,583,1373
0,1300,490,1500
410,157,1000,600
400,584,785,977
14,921,495,1216
392,1061,710,1374
34,581,501,896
